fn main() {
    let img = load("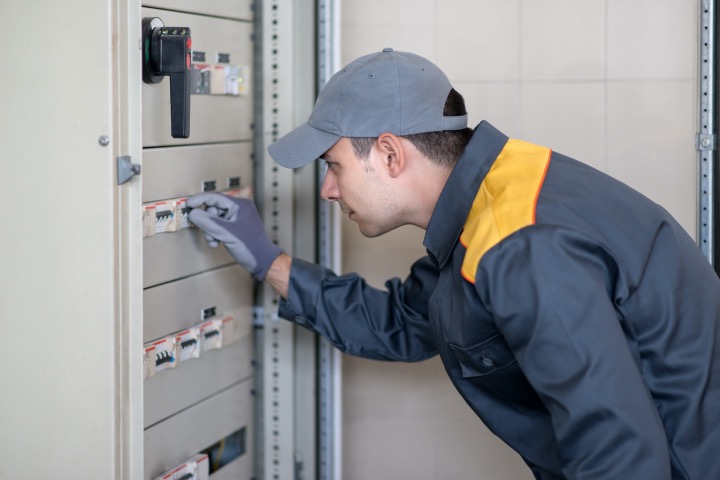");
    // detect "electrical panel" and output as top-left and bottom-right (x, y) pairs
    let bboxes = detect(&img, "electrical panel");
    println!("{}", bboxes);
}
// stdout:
(141, 3), (255, 479)
(0, 0), (320, 478)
